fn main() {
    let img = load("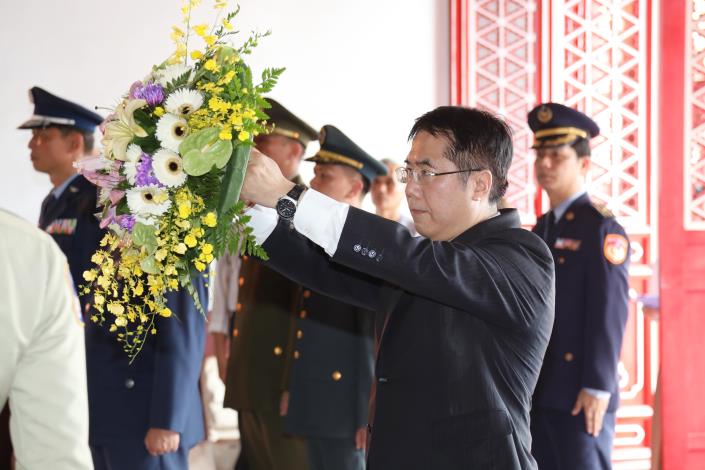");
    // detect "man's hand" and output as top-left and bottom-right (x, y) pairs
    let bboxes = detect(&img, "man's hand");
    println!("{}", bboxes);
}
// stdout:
(144, 428), (180, 456)
(212, 332), (229, 382)
(240, 148), (295, 208)
(355, 427), (367, 450)
(279, 391), (289, 416)
(571, 389), (609, 437)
